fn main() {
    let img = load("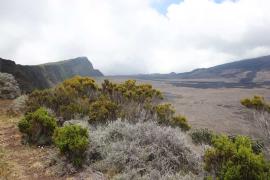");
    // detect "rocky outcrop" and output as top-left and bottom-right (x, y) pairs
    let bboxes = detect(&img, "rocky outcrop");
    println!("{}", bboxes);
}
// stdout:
(0, 57), (103, 93)
(0, 73), (21, 99)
